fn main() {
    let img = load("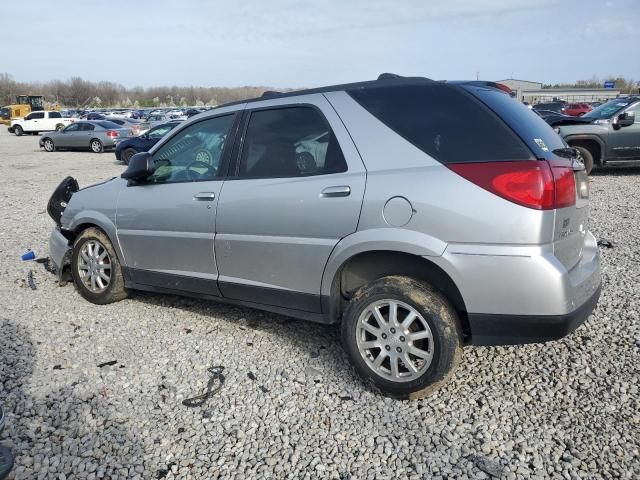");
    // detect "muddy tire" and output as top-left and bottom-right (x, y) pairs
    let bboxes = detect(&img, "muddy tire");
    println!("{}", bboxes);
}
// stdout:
(574, 146), (594, 175)
(71, 227), (128, 305)
(341, 275), (462, 399)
